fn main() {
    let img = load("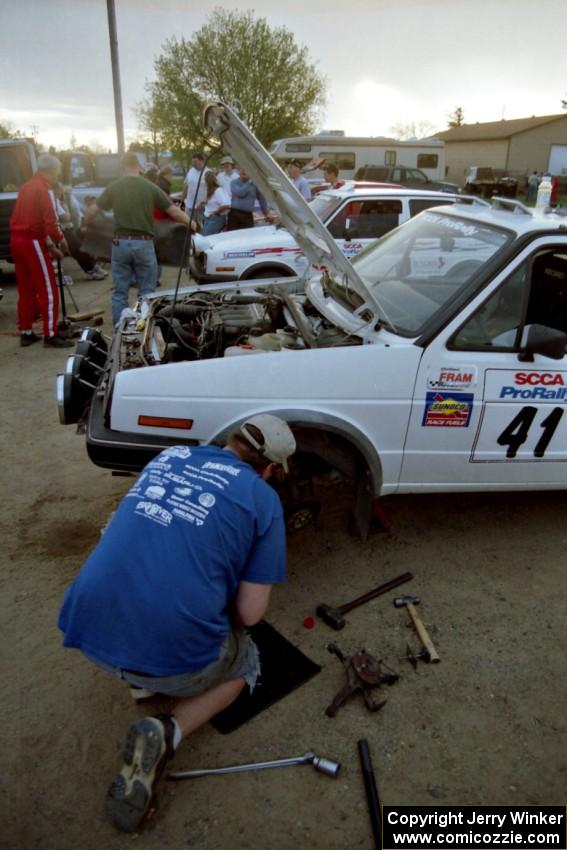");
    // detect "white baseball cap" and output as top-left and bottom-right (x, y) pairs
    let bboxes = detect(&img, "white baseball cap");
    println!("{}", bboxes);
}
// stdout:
(240, 414), (296, 472)
(220, 155), (234, 165)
